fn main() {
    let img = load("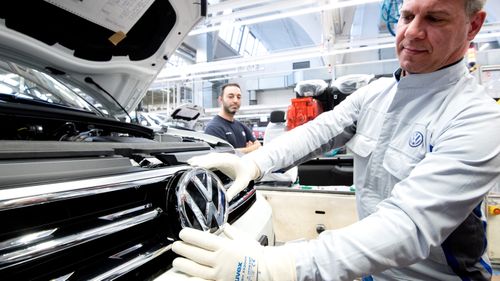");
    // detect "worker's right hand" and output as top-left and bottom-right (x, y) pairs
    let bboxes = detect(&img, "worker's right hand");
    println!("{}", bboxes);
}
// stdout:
(172, 224), (297, 281)
(187, 153), (260, 201)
